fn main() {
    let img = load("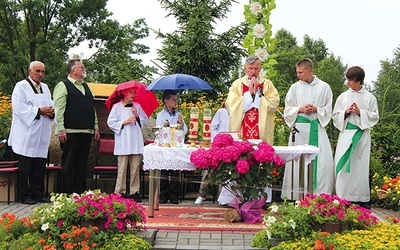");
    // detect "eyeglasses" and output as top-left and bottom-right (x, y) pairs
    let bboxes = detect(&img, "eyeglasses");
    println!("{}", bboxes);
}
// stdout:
(73, 66), (86, 70)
